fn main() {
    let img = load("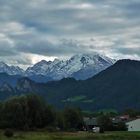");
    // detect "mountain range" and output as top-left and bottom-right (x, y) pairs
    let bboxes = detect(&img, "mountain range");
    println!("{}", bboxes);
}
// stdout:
(0, 62), (24, 75)
(0, 59), (140, 111)
(0, 54), (115, 83)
